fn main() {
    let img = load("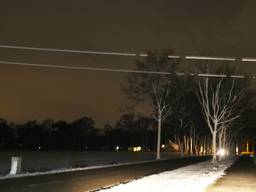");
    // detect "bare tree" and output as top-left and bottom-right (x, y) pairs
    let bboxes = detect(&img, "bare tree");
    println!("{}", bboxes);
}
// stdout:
(152, 80), (172, 159)
(197, 76), (244, 163)
(125, 50), (179, 159)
